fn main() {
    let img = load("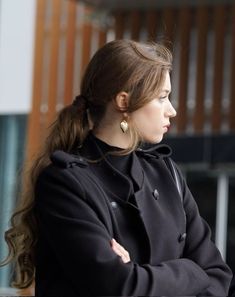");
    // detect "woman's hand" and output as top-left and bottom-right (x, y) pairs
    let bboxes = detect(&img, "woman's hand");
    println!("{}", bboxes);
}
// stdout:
(110, 238), (130, 263)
